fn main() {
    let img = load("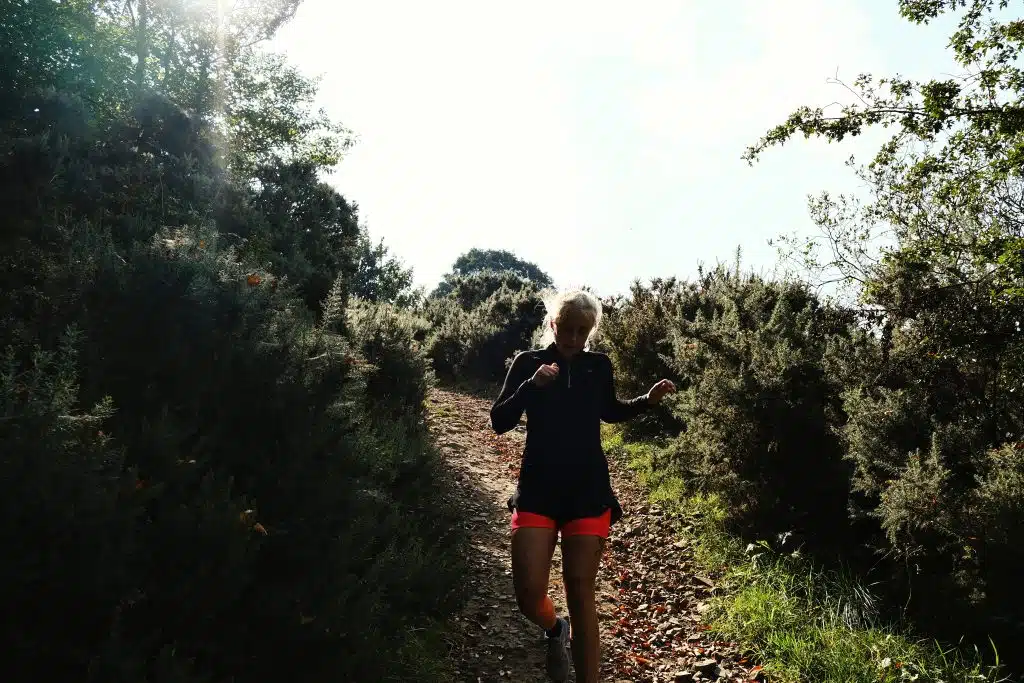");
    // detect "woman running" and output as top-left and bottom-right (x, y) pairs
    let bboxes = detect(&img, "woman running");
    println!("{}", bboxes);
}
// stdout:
(490, 289), (676, 682)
